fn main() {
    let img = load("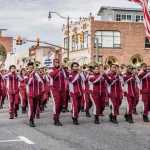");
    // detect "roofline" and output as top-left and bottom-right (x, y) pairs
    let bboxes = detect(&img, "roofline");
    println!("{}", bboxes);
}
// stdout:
(0, 29), (7, 31)
(98, 6), (150, 14)
(29, 45), (56, 49)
